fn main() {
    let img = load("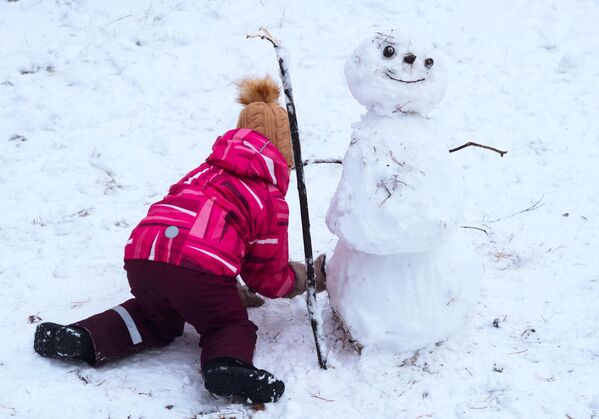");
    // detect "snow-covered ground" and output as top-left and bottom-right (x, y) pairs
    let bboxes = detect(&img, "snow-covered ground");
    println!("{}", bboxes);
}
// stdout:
(1, 1), (598, 417)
